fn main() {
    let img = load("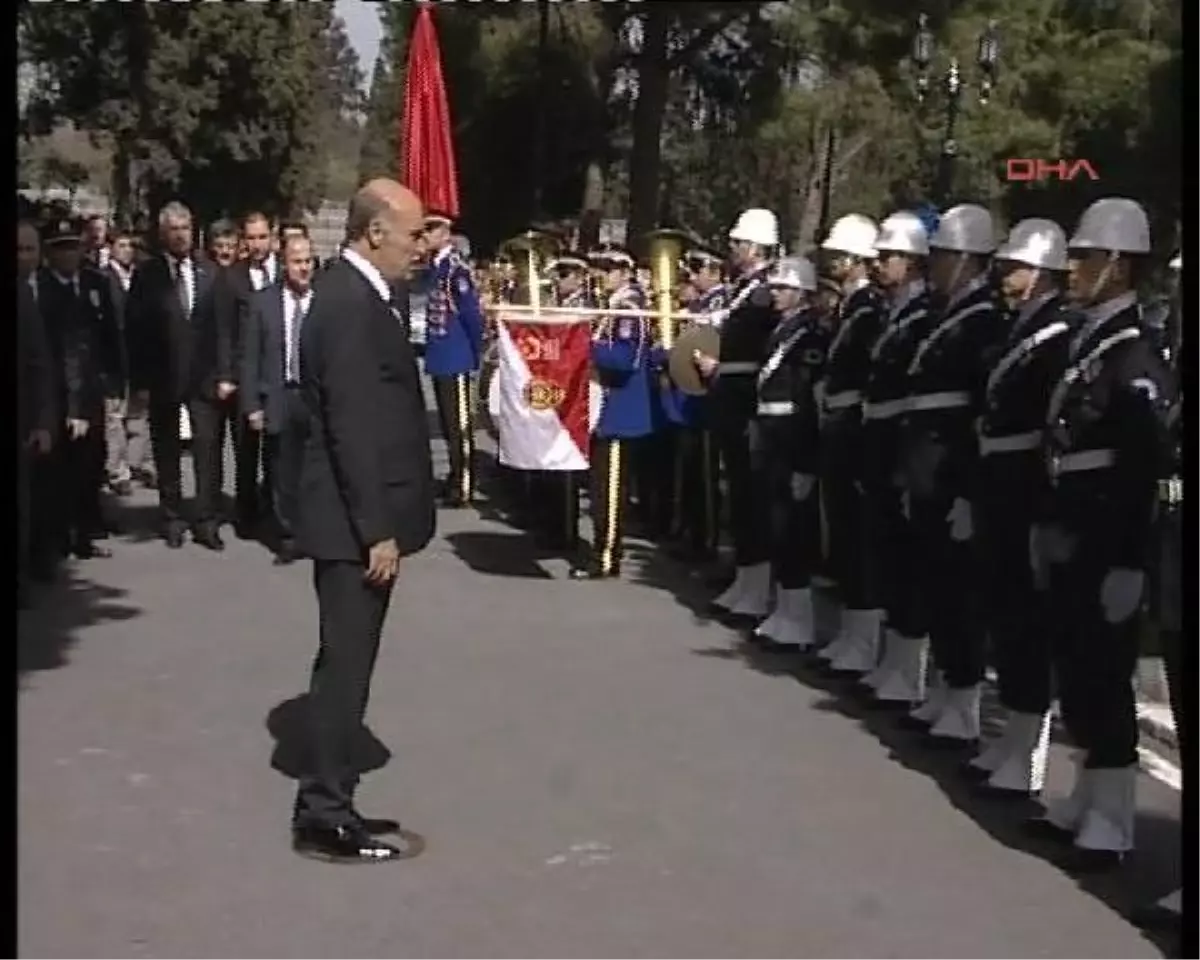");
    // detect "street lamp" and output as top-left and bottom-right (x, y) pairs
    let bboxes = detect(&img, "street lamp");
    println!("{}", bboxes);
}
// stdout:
(911, 15), (1000, 204)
